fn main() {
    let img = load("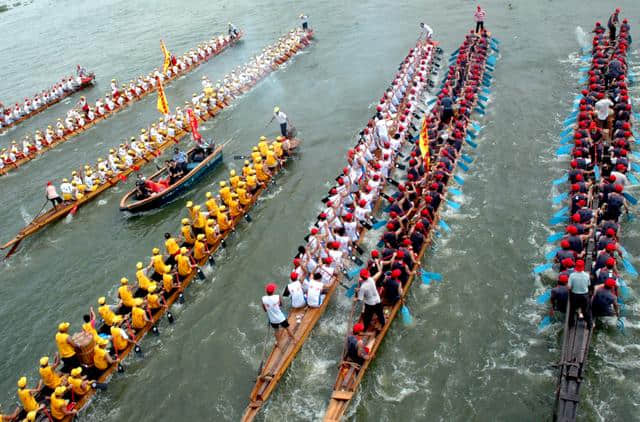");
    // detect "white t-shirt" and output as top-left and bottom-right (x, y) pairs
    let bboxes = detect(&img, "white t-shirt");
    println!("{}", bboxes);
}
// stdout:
(275, 111), (287, 124)
(307, 280), (323, 307)
(262, 294), (286, 323)
(421, 24), (433, 38)
(357, 278), (380, 306)
(595, 98), (613, 121)
(287, 281), (306, 308)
